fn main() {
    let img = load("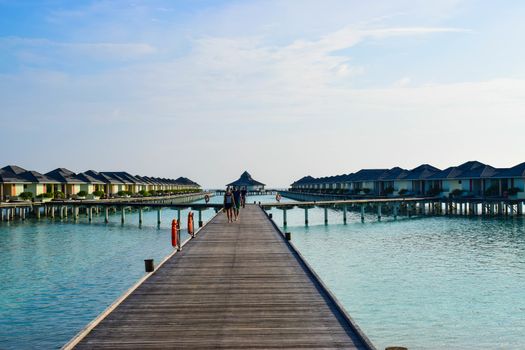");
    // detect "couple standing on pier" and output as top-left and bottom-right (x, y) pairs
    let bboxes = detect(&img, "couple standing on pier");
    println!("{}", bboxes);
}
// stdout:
(223, 186), (247, 223)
